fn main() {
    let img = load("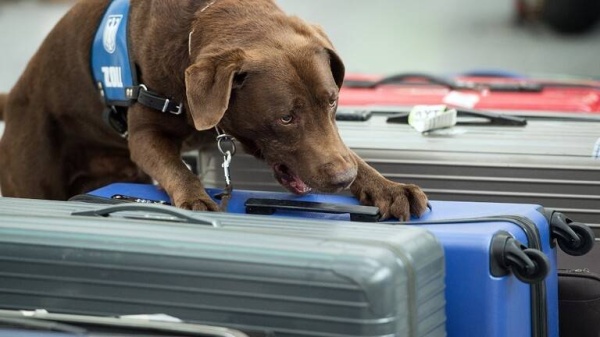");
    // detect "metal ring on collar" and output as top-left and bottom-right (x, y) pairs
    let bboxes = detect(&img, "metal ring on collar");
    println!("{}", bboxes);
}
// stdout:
(217, 134), (237, 156)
